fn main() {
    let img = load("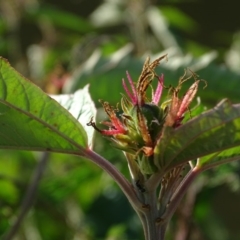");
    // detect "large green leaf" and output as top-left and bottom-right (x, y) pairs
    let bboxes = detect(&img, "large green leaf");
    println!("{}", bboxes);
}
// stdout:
(0, 57), (88, 153)
(154, 99), (240, 171)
